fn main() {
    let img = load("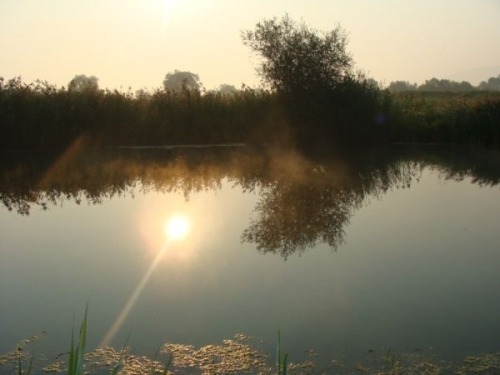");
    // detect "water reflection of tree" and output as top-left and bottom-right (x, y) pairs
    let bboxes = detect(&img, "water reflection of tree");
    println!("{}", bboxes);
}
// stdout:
(242, 179), (360, 258)
(241, 156), (423, 258)
(1, 145), (499, 258)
